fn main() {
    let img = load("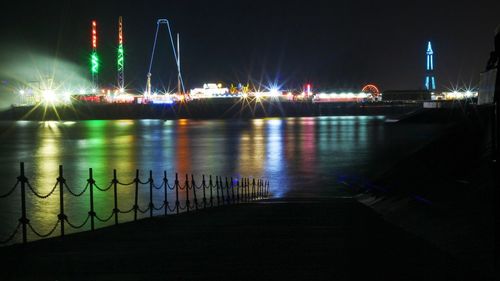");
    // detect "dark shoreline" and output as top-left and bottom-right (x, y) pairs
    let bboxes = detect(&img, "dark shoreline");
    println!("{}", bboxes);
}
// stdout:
(1, 100), (423, 121)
